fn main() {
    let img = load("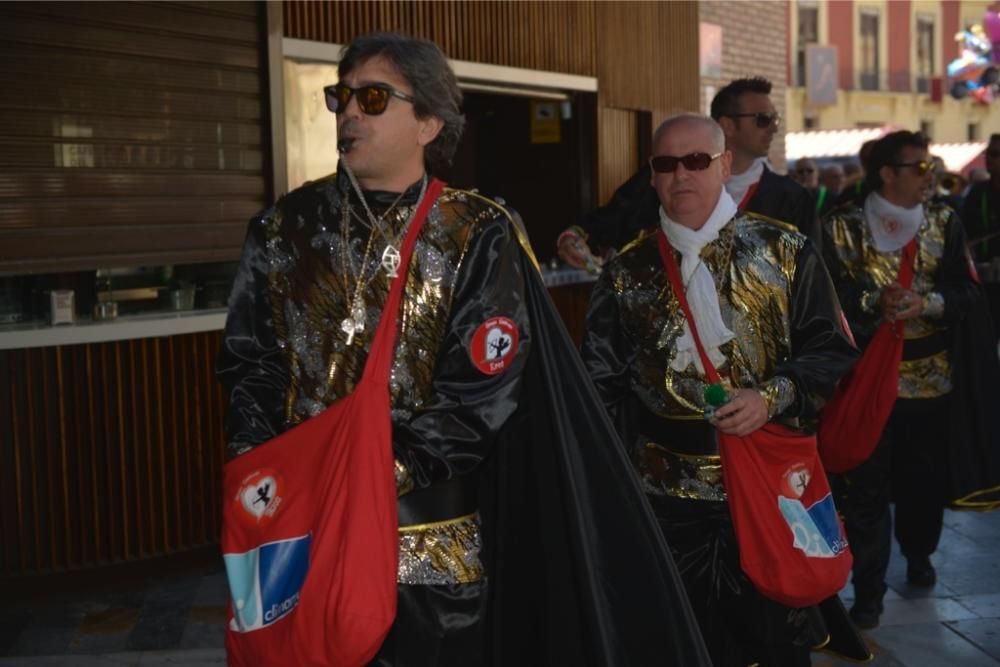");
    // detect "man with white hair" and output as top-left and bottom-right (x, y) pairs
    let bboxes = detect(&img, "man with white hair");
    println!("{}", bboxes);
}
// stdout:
(582, 114), (862, 666)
